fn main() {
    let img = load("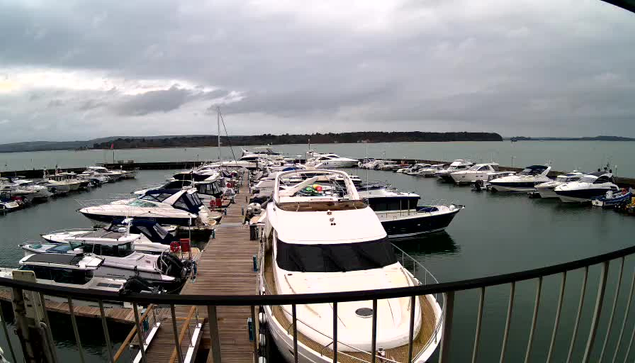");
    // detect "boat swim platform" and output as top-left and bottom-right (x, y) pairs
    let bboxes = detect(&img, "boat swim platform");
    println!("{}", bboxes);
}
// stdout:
(139, 174), (260, 363)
